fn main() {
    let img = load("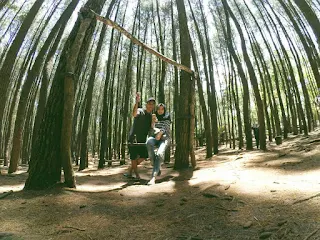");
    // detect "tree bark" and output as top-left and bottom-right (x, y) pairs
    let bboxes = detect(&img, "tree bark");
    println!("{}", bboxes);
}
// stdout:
(25, 1), (104, 190)
(174, 0), (195, 169)
(8, 0), (76, 173)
